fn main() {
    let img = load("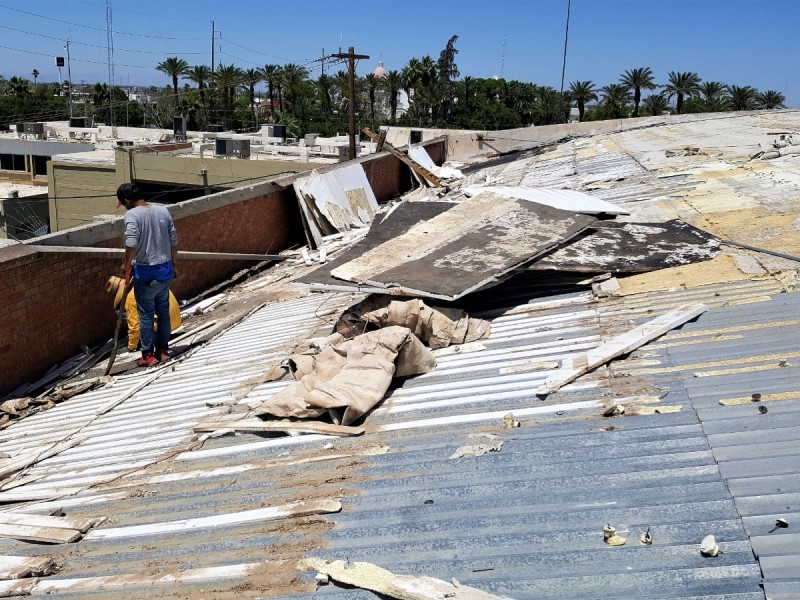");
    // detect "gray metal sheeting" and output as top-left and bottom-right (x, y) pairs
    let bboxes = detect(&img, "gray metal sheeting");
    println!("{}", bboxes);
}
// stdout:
(0, 277), (796, 598)
(653, 287), (800, 596)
